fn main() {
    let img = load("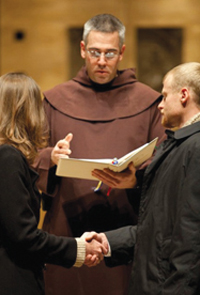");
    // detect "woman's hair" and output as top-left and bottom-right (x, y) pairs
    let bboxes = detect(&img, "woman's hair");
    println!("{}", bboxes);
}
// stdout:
(83, 14), (125, 49)
(0, 72), (49, 165)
